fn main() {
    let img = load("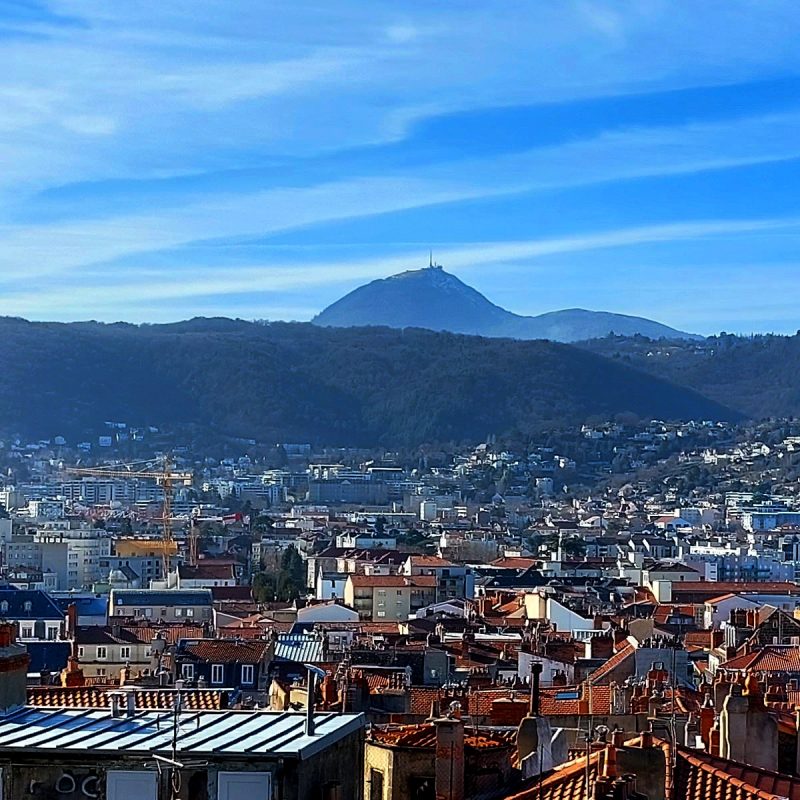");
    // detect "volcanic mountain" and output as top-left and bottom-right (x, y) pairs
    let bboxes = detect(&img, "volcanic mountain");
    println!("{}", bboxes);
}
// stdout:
(313, 266), (700, 342)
